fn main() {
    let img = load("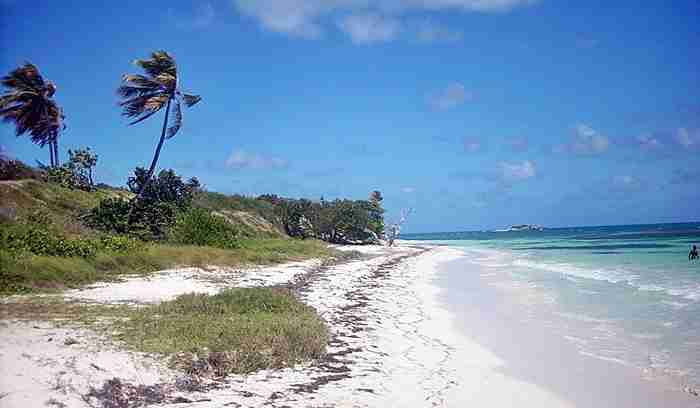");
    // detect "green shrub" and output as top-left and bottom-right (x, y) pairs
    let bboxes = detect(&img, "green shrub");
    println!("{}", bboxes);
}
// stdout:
(84, 198), (132, 234)
(44, 165), (90, 191)
(168, 208), (240, 249)
(86, 169), (199, 240)
(99, 235), (141, 252)
(0, 223), (139, 258)
(24, 207), (54, 228)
